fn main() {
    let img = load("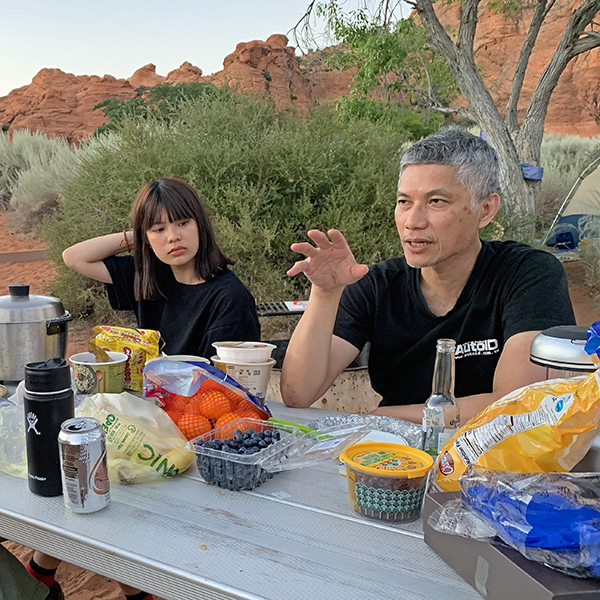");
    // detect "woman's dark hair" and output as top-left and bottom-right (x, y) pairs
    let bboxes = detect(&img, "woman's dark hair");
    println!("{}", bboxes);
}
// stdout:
(130, 177), (233, 300)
